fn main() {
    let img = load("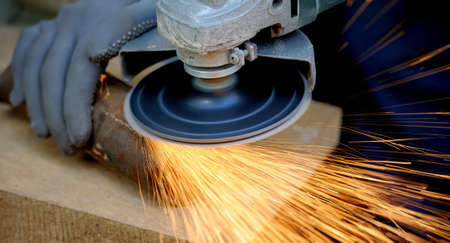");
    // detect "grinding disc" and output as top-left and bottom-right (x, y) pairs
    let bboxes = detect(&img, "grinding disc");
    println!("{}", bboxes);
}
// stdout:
(124, 57), (312, 147)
